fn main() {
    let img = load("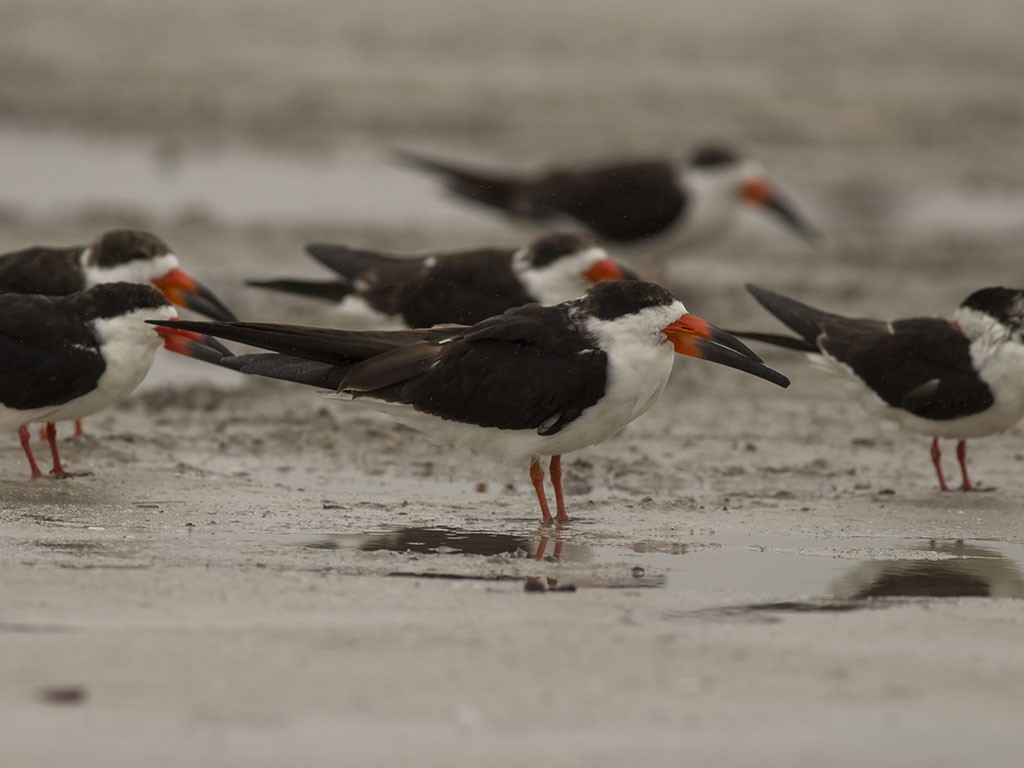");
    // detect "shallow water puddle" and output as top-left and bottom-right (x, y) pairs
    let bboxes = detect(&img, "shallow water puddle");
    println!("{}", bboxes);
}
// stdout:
(219, 527), (1024, 603)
